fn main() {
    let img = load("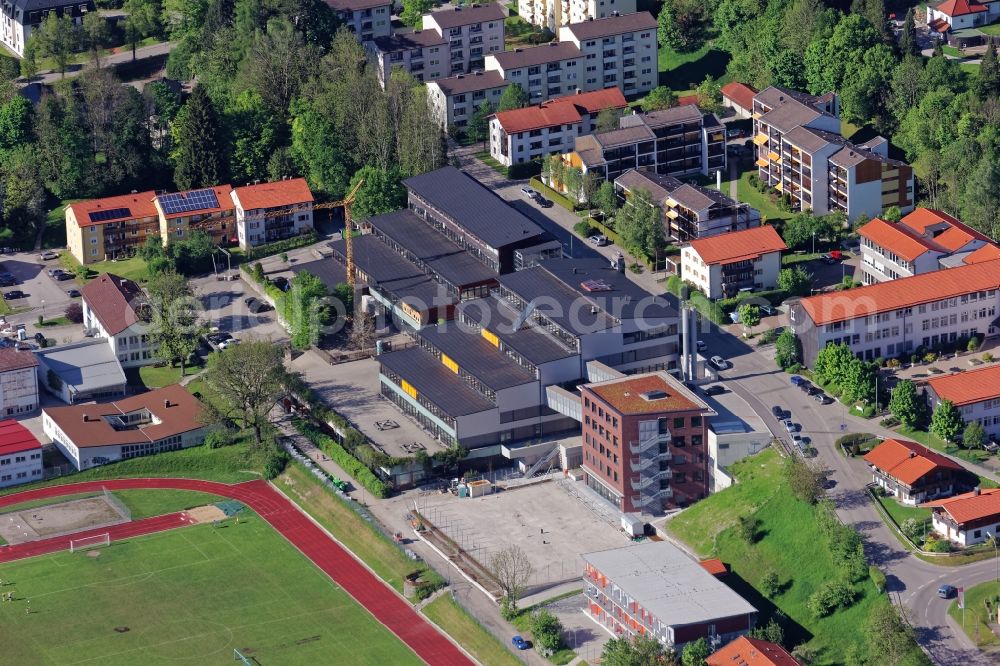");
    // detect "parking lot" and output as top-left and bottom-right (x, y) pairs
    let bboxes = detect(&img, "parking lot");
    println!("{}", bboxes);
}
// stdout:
(189, 272), (288, 344)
